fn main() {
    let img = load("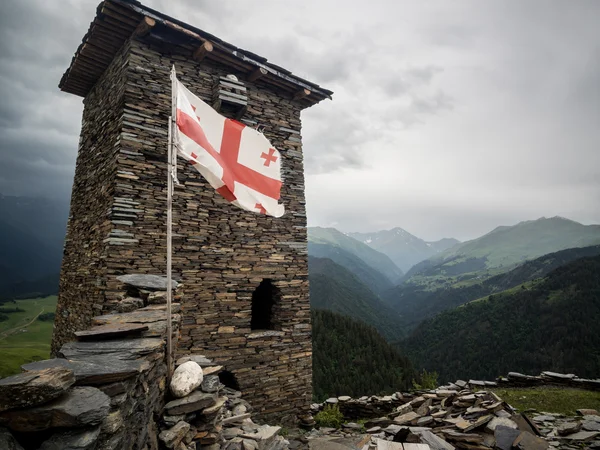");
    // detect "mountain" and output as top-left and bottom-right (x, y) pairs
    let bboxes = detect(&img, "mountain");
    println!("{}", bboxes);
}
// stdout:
(0, 195), (69, 299)
(386, 244), (600, 328)
(405, 217), (600, 283)
(308, 256), (404, 342)
(308, 227), (403, 283)
(307, 243), (394, 294)
(349, 228), (459, 272)
(402, 254), (600, 382)
(312, 309), (414, 401)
